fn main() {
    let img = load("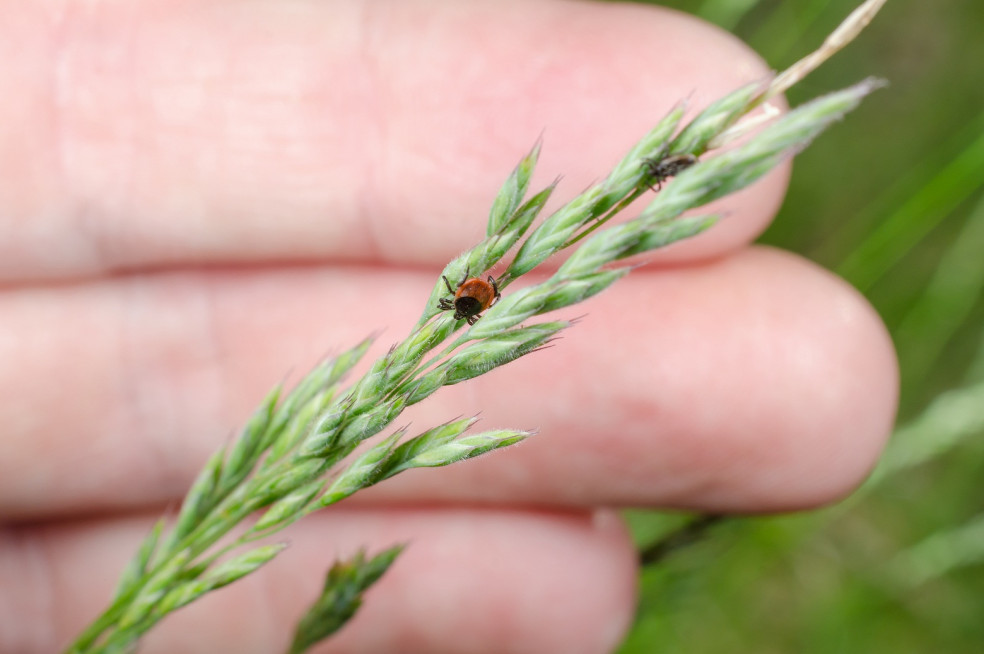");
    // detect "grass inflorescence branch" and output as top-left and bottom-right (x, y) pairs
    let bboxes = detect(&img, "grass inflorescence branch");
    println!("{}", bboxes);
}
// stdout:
(67, 5), (885, 648)
(287, 546), (405, 654)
